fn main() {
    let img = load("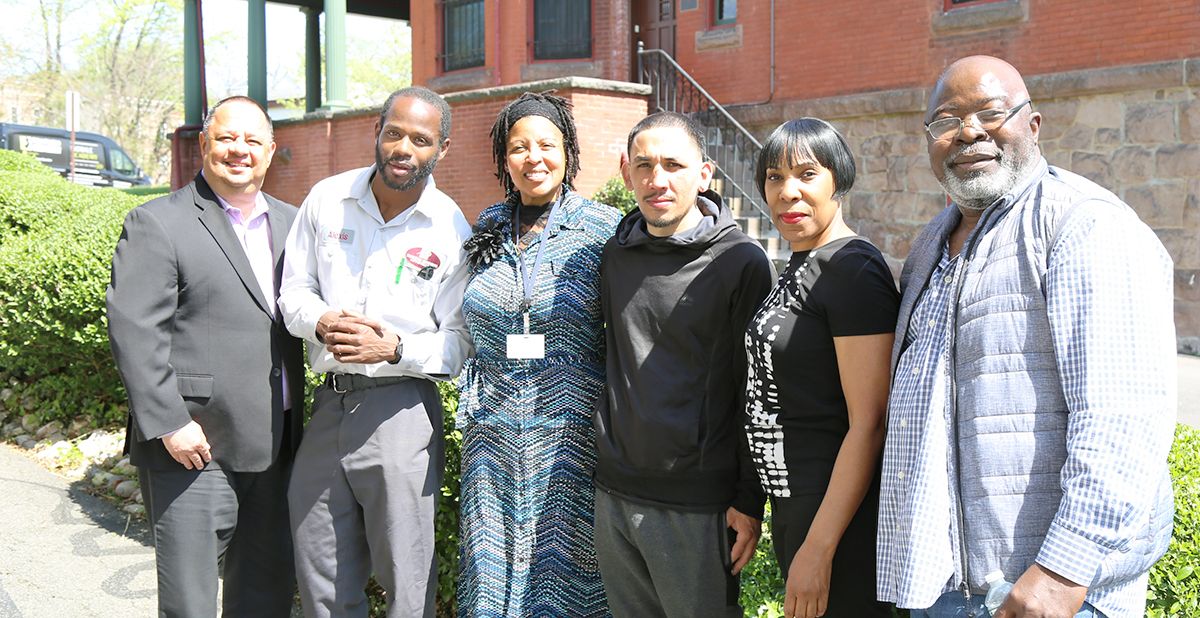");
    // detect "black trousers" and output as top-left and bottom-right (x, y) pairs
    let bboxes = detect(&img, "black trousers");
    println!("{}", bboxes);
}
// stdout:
(770, 480), (891, 618)
(139, 428), (295, 618)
